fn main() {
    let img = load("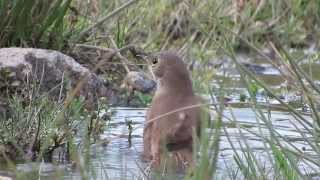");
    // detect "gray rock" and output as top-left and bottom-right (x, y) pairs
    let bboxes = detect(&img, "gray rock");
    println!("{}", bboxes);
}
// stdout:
(0, 48), (110, 109)
(122, 71), (156, 93)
